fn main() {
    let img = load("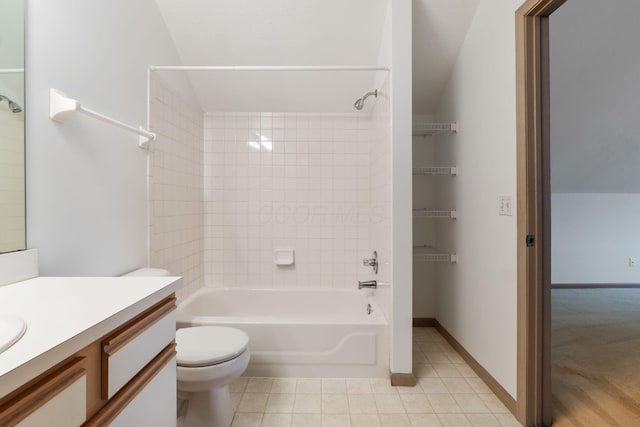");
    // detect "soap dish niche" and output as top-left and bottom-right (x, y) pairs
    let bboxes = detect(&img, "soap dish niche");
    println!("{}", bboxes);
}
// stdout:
(274, 249), (295, 266)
